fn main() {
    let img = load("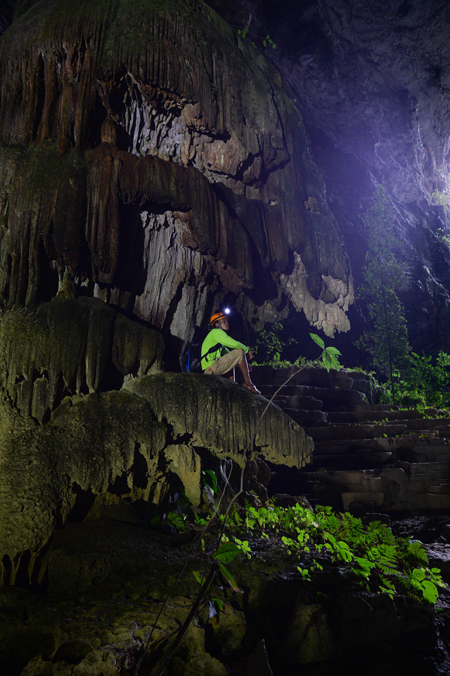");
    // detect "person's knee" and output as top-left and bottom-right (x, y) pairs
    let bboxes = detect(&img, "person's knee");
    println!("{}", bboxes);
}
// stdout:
(237, 348), (245, 362)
